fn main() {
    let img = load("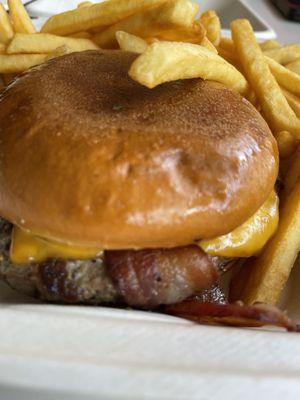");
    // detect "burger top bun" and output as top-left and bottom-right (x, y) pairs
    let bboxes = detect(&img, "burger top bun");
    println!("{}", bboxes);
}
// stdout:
(0, 51), (278, 248)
